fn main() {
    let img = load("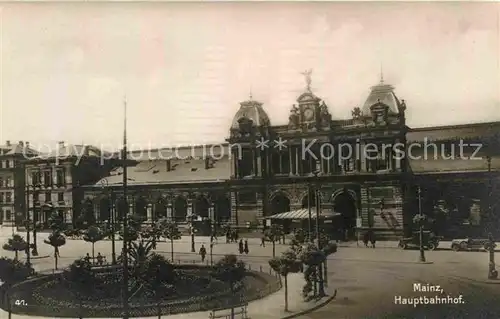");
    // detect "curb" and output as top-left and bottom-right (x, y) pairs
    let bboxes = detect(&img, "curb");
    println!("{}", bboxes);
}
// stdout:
(31, 255), (51, 260)
(333, 258), (434, 265)
(280, 289), (337, 319)
(450, 275), (500, 285)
